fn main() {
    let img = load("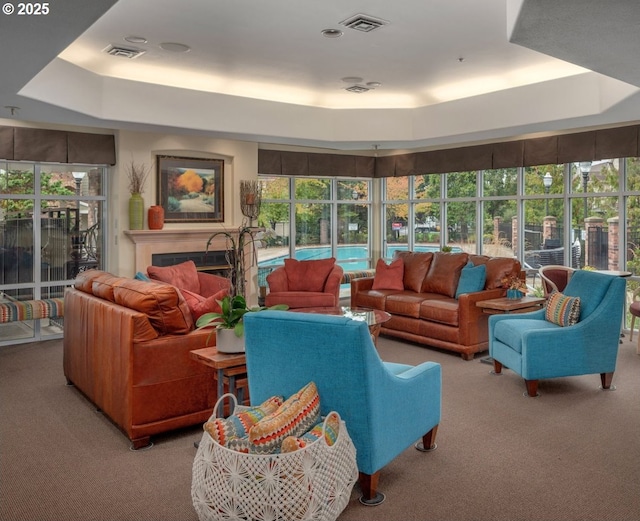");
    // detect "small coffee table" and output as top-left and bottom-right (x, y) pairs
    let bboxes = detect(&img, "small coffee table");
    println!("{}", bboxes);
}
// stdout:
(292, 306), (391, 345)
